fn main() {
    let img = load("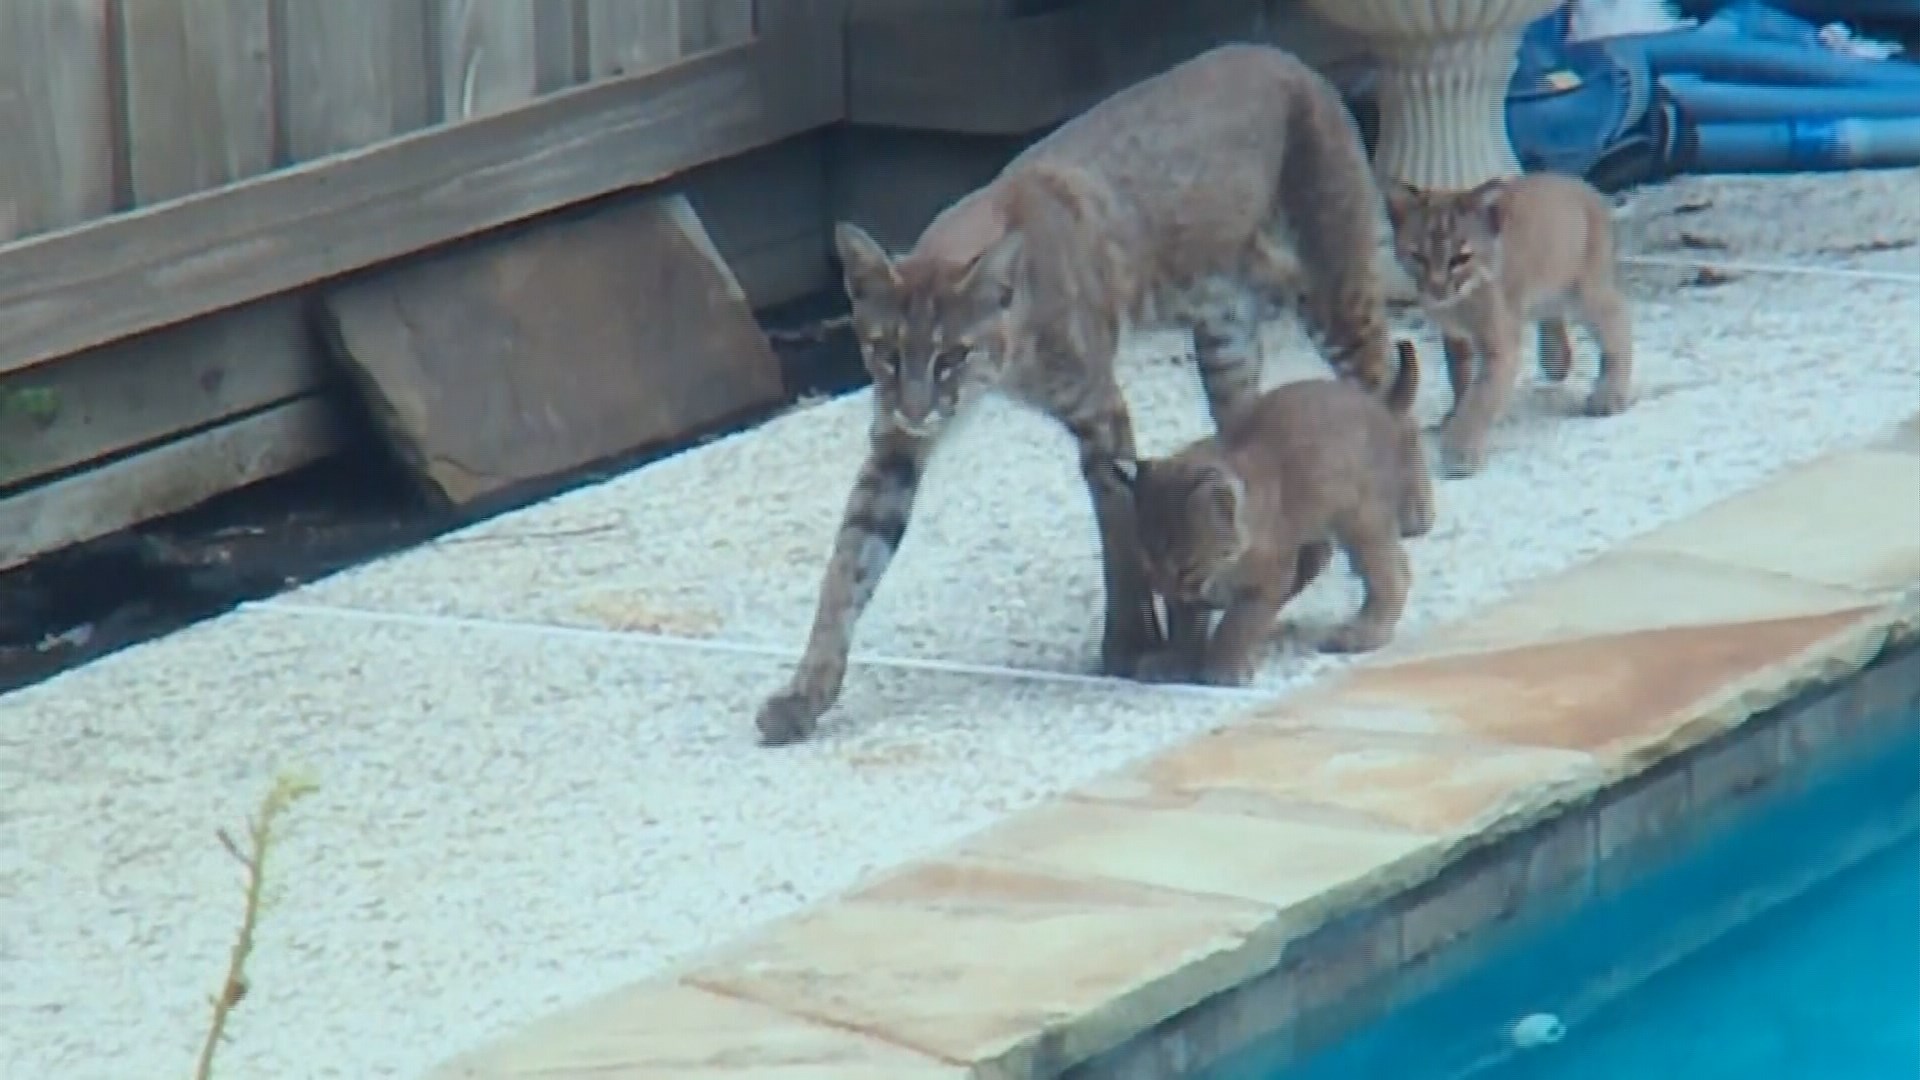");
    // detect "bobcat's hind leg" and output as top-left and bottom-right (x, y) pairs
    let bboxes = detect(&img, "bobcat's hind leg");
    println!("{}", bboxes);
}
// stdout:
(1186, 283), (1266, 430)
